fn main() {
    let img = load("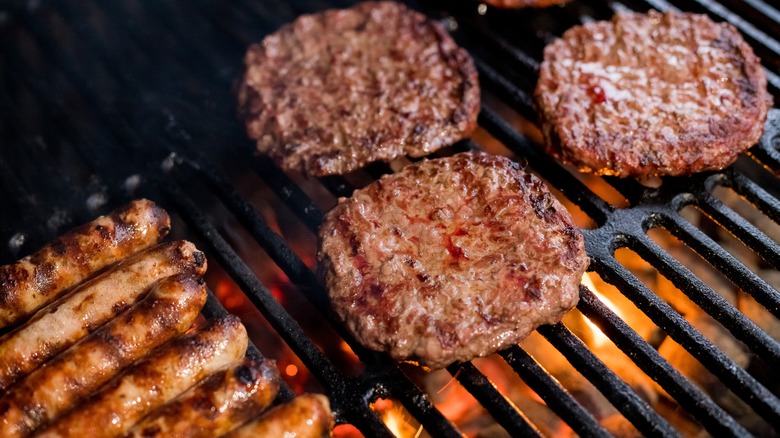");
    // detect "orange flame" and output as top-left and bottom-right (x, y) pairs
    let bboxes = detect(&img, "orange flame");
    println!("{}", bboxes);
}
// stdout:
(372, 399), (422, 438)
(581, 273), (623, 348)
